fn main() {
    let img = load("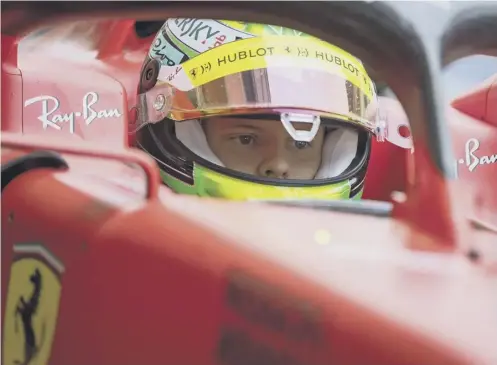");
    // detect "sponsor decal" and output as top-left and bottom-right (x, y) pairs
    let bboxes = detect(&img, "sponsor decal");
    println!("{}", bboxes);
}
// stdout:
(150, 30), (187, 66)
(217, 327), (308, 365)
(225, 270), (323, 344)
(167, 18), (253, 53)
(2, 243), (64, 365)
(457, 138), (497, 173)
(163, 36), (372, 99)
(24, 92), (122, 134)
(217, 270), (324, 365)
